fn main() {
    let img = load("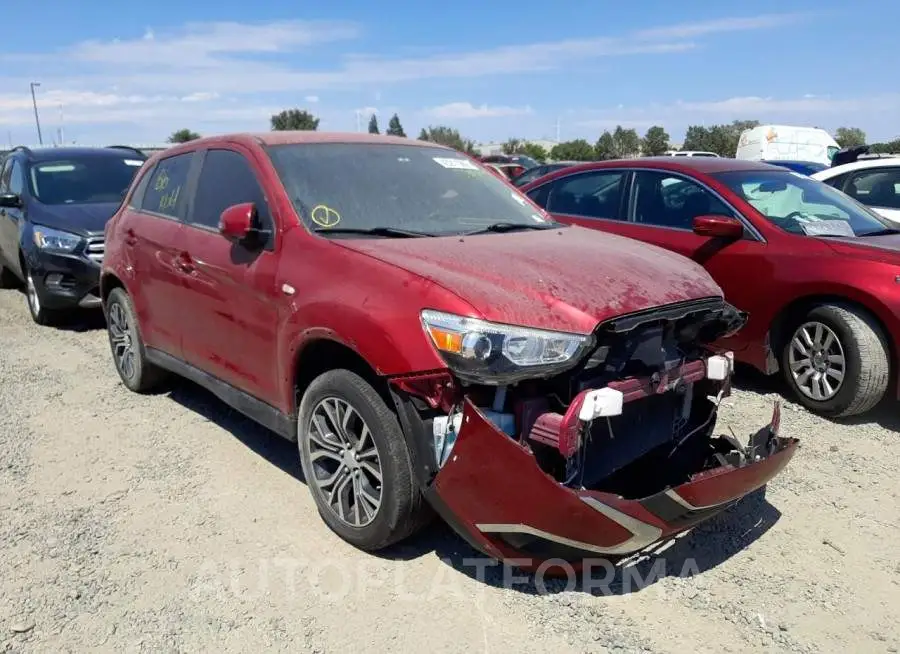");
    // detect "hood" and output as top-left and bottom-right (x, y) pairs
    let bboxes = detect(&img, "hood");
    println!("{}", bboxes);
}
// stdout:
(30, 202), (120, 237)
(823, 233), (900, 263)
(337, 226), (722, 334)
